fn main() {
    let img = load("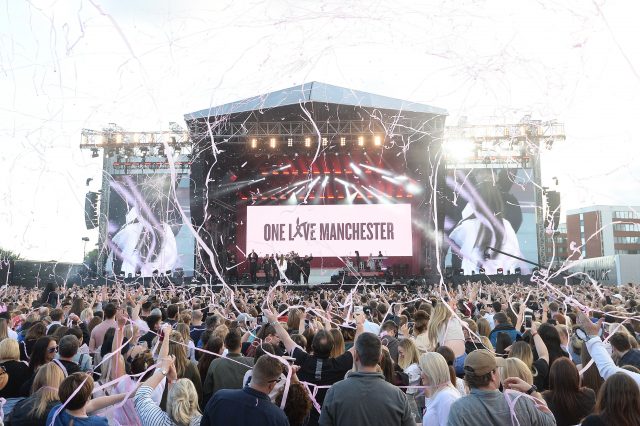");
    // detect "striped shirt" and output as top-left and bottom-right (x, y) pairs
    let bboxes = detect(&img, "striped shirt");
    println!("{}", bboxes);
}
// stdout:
(134, 385), (202, 426)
